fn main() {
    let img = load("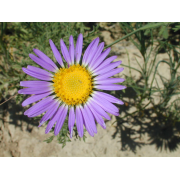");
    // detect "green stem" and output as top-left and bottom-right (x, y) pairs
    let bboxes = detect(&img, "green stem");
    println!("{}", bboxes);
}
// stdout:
(105, 22), (173, 48)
